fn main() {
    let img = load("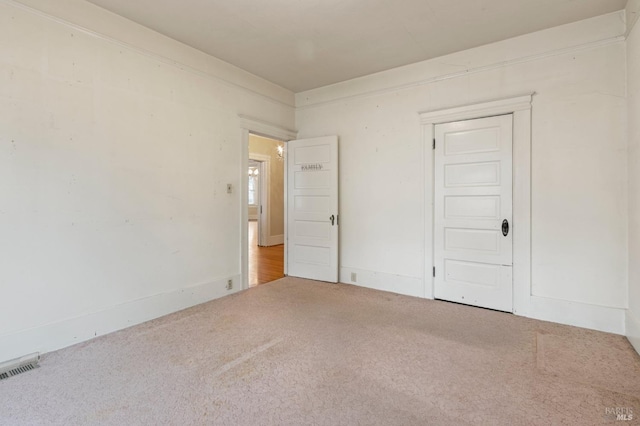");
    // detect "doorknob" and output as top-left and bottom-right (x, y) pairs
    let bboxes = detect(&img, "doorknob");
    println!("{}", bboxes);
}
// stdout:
(330, 215), (335, 226)
(502, 219), (509, 237)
